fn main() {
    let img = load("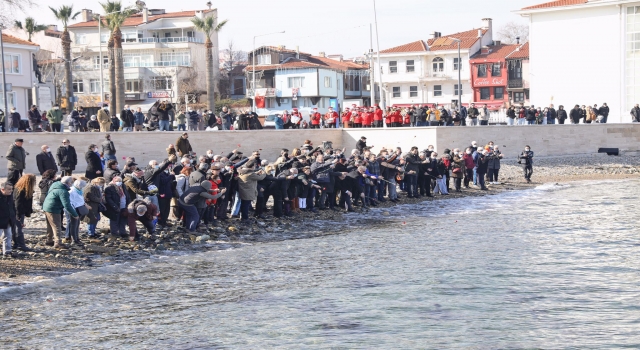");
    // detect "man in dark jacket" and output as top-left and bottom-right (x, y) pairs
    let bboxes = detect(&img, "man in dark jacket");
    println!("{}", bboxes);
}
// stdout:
(526, 105), (537, 125)
(415, 105), (427, 126)
(570, 105), (582, 124)
(36, 144), (58, 175)
(68, 107), (82, 132)
(120, 105), (135, 131)
(6, 138), (27, 185)
(175, 133), (193, 157)
(123, 170), (157, 206)
(28, 105), (42, 131)
(467, 104), (479, 126)
(104, 176), (129, 237)
(8, 108), (20, 132)
(101, 134), (117, 161)
(84, 144), (103, 180)
(179, 181), (224, 232)
(56, 139), (77, 176)
(557, 105), (568, 125)
(157, 100), (173, 131)
(598, 103), (610, 123)
(631, 104), (640, 123)
(356, 136), (371, 153)
(546, 104), (557, 124)
(0, 182), (17, 257)
(476, 150), (489, 190)
(404, 147), (423, 198)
